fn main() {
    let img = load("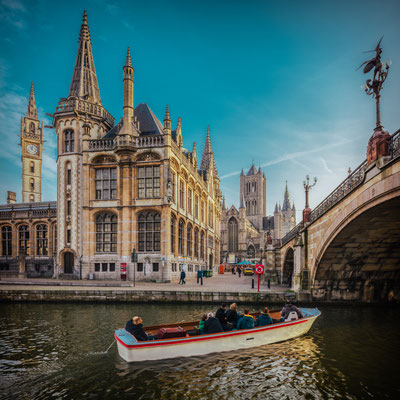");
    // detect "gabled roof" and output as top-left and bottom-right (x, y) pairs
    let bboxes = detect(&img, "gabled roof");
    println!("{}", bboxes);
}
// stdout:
(246, 164), (258, 176)
(134, 103), (164, 136)
(103, 120), (122, 138)
(227, 205), (239, 215)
